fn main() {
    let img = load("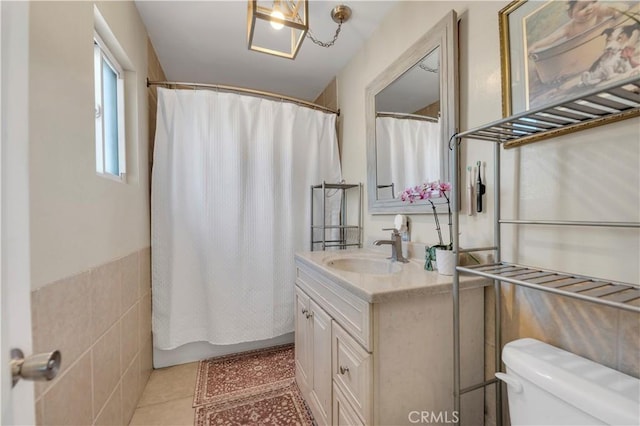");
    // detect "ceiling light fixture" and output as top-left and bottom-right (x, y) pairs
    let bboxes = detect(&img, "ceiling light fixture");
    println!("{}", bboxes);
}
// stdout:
(247, 1), (352, 60)
(269, 4), (286, 30)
